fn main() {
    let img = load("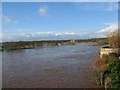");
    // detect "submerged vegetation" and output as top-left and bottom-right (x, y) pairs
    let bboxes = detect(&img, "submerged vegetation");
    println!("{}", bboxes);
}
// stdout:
(1, 38), (108, 51)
